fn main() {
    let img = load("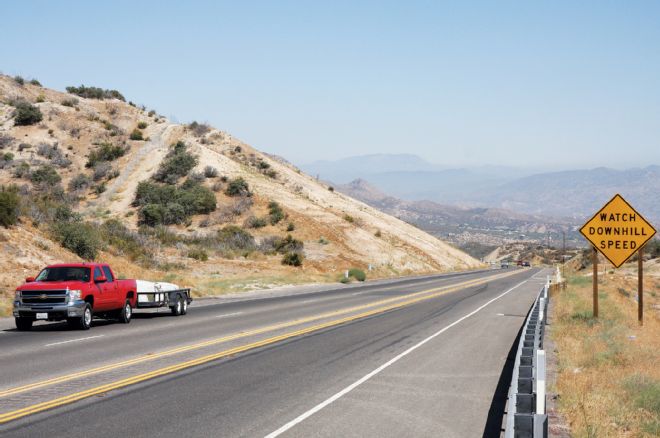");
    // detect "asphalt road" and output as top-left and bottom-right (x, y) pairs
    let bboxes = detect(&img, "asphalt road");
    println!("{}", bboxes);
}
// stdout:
(0, 267), (548, 437)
